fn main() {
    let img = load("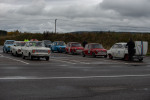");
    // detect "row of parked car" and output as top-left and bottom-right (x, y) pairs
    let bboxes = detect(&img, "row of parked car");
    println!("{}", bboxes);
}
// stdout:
(3, 40), (148, 61)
